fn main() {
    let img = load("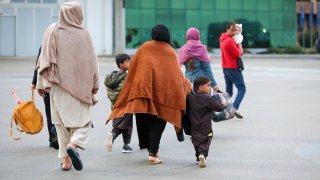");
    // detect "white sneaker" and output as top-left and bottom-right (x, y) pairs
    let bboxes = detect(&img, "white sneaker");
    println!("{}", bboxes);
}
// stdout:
(106, 133), (113, 152)
(234, 111), (244, 119)
(198, 155), (206, 168)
